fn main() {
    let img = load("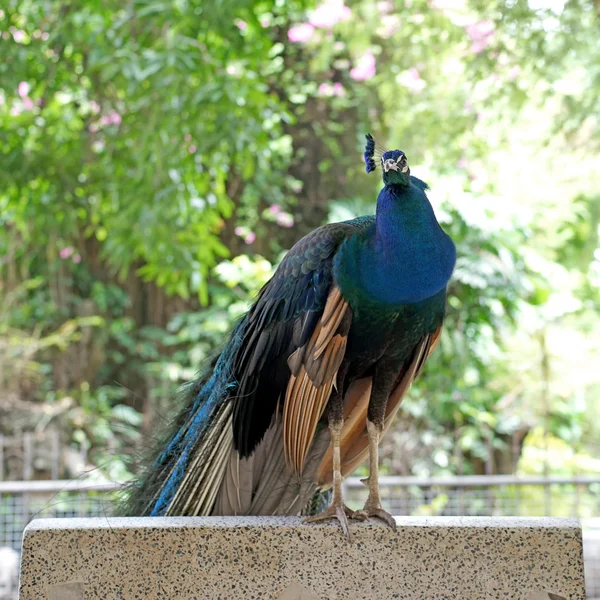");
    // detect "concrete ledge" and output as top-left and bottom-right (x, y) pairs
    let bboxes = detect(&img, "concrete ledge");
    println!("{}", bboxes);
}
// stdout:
(19, 516), (584, 599)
